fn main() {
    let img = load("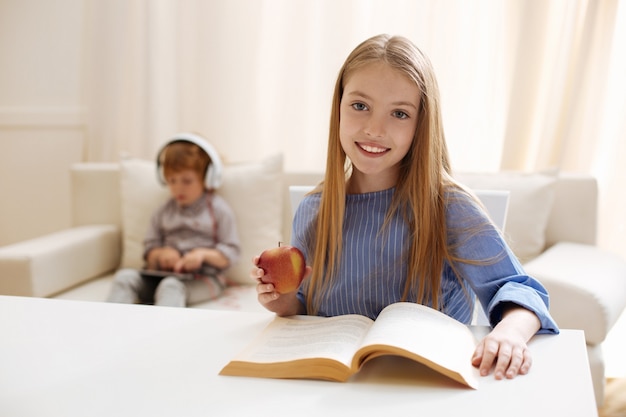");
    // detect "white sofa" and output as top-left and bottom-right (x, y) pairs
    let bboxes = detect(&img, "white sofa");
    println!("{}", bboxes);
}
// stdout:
(1, 154), (625, 405)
